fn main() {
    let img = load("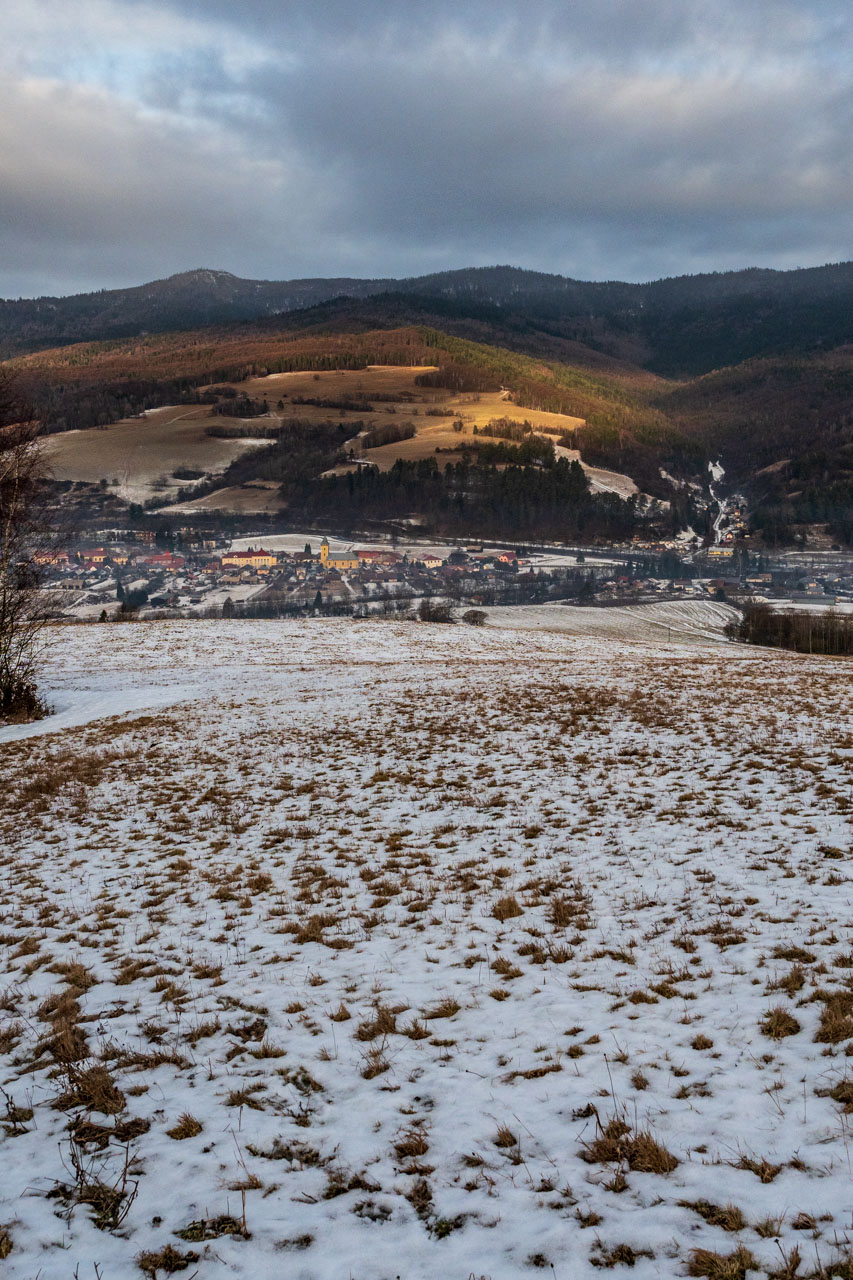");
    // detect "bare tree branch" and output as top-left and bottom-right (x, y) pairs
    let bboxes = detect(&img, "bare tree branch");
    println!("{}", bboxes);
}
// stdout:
(0, 368), (54, 720)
